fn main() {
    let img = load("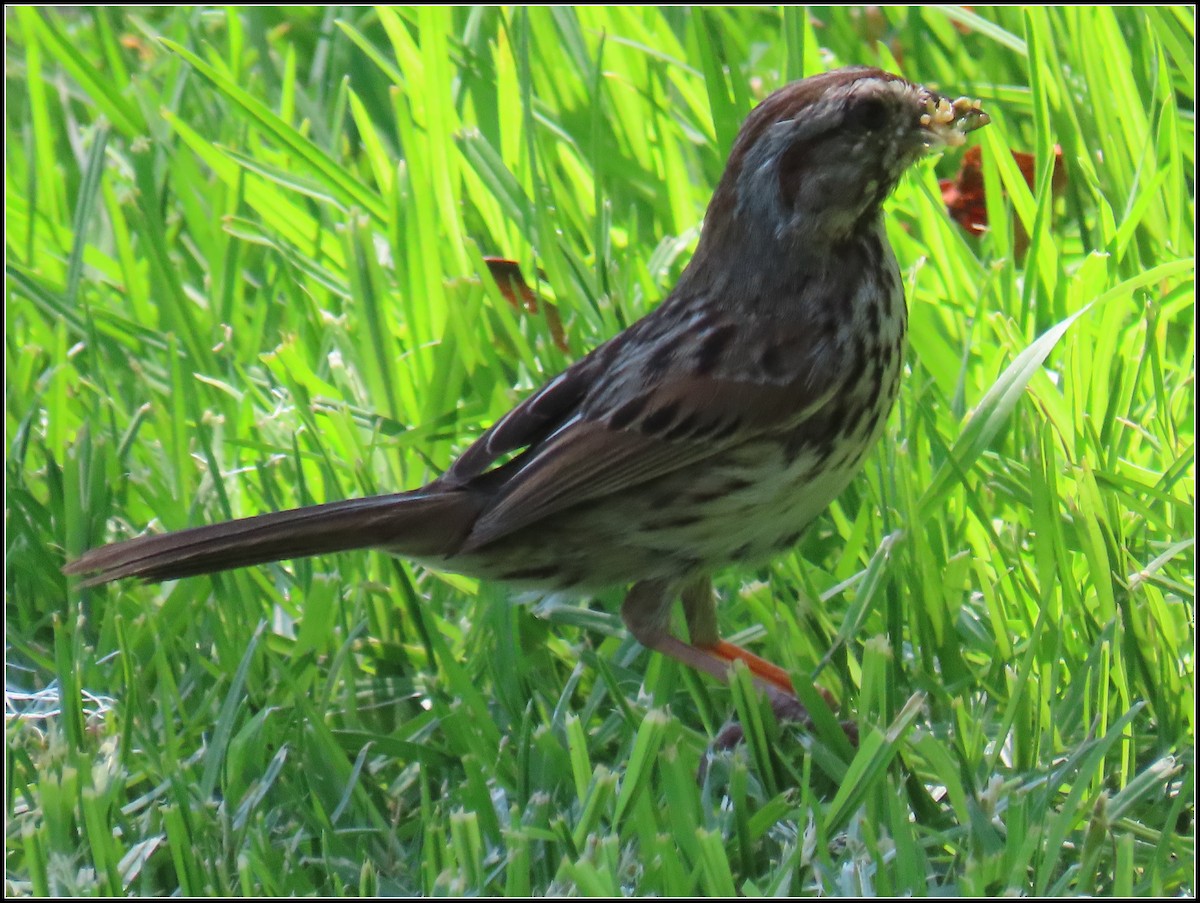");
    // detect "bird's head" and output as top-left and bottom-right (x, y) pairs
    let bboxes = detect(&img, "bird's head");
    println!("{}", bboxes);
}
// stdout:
(703, 67), (990, 249)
